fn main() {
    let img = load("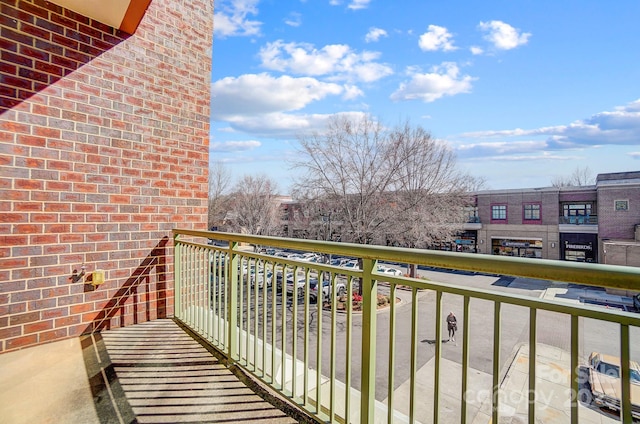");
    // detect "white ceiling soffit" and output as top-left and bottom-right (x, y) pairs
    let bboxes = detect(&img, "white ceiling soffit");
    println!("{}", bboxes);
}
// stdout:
(47, 0), (152, 35)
